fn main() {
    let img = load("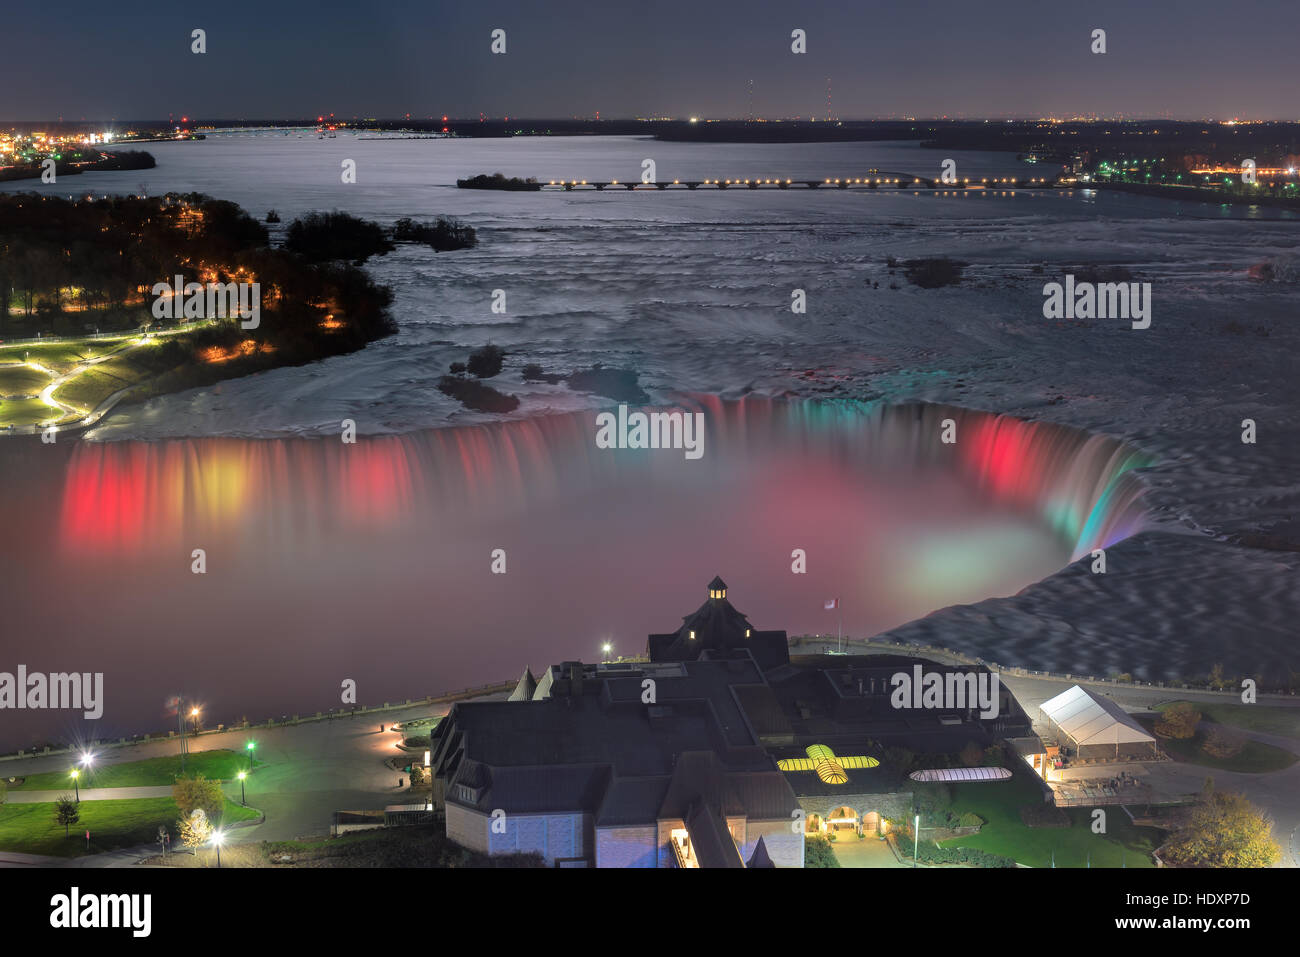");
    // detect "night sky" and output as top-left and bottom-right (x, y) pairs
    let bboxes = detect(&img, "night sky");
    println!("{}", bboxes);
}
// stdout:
(4, 0), (1297, 121)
